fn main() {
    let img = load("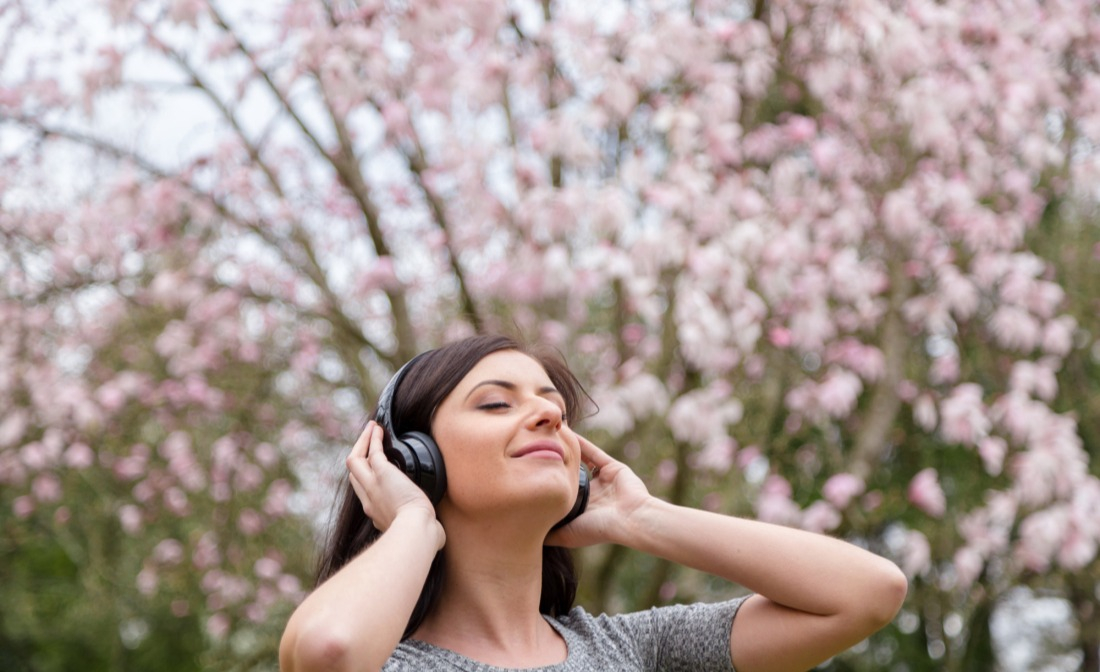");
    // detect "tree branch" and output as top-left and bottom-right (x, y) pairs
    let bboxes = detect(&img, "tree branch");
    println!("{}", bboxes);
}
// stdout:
(402, 129), (484, 333)
(849, 256), (911, 480)
(206, 1), (416, 363)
